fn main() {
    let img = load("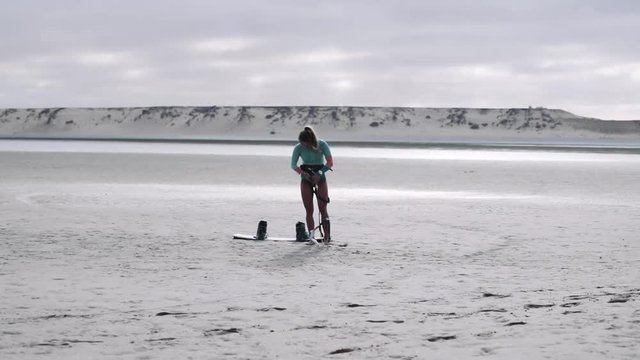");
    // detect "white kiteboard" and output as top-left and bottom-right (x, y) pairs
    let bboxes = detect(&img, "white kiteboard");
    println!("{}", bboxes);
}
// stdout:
(233, 234), (299, 242)
(233, 233), (321, 245)
(232, 234), (343, 247)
